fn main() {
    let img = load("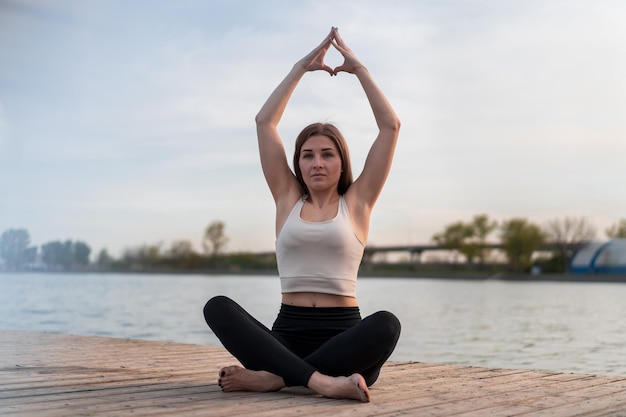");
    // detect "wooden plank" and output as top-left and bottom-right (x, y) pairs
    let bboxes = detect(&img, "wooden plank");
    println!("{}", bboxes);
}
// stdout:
(1, 330), (625, 417)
